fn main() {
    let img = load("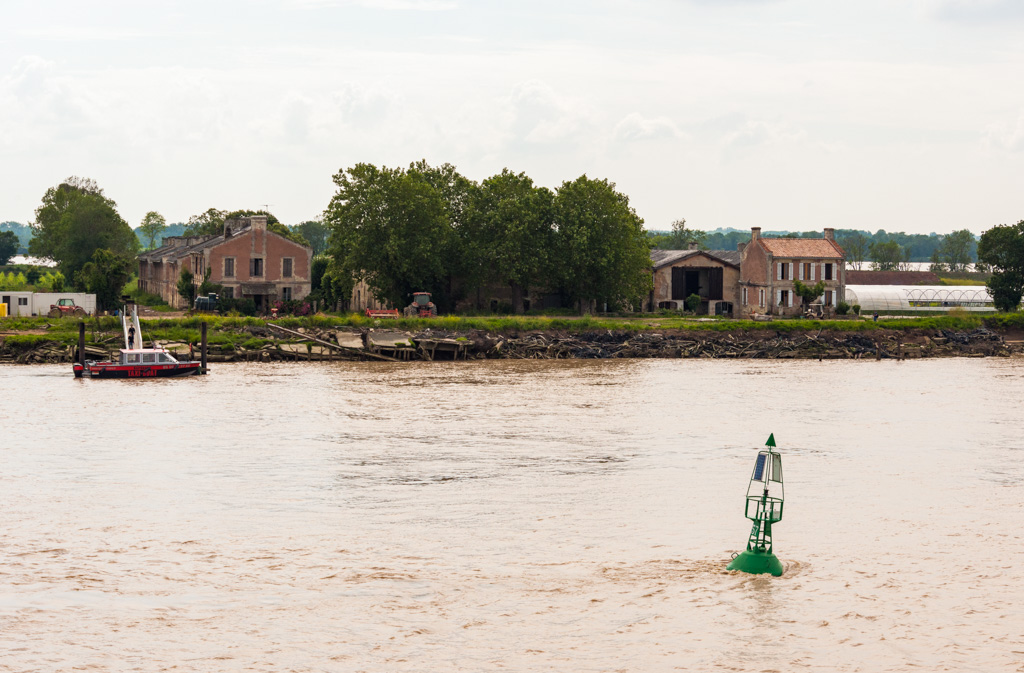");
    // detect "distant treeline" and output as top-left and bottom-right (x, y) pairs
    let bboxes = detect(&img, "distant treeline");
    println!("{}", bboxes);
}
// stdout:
(0, 222), (33, 254)
(649, 227), (977, 263)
